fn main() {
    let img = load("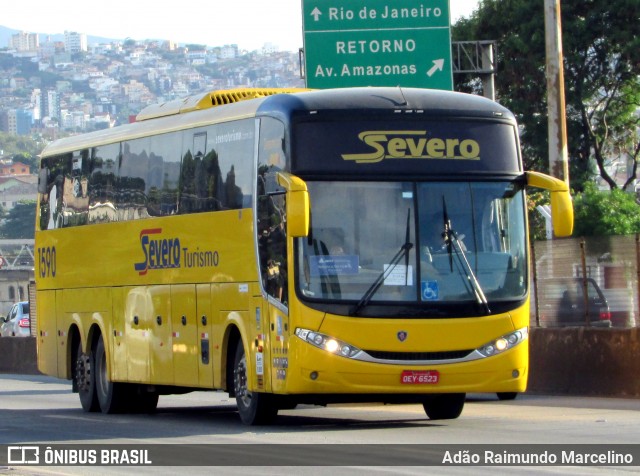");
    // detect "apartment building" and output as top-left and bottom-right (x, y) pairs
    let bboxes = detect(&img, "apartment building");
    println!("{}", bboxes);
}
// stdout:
(64, 31), (87, 53)
(9, 32), (39, 52)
